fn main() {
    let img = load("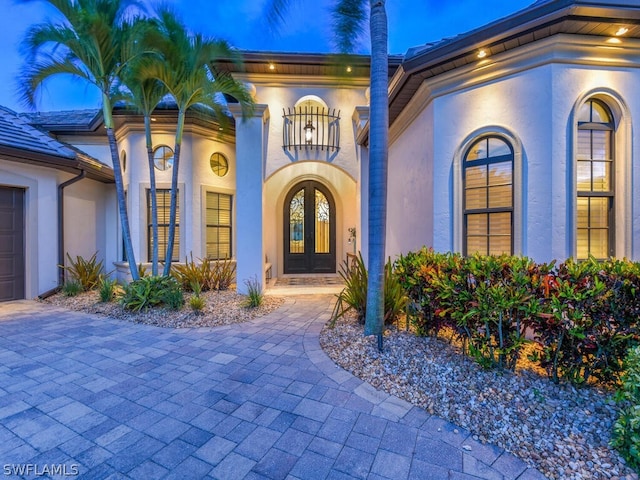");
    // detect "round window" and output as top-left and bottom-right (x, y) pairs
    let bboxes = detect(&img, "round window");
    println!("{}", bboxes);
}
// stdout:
(120, 150), (126, 173)
(153, 145), (174, 171)
(210, 152), (229, 177)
